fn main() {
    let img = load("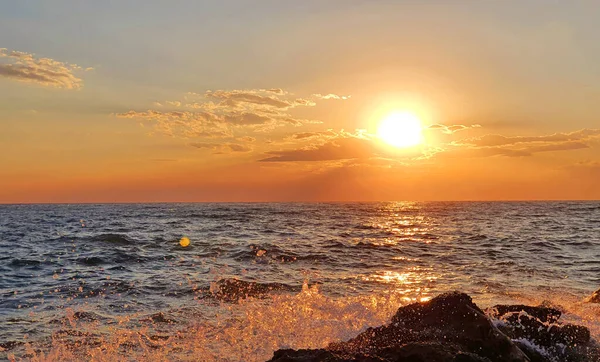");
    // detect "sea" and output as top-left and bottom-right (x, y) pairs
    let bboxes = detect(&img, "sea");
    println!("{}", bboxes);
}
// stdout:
(1, 202), (599, 361)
